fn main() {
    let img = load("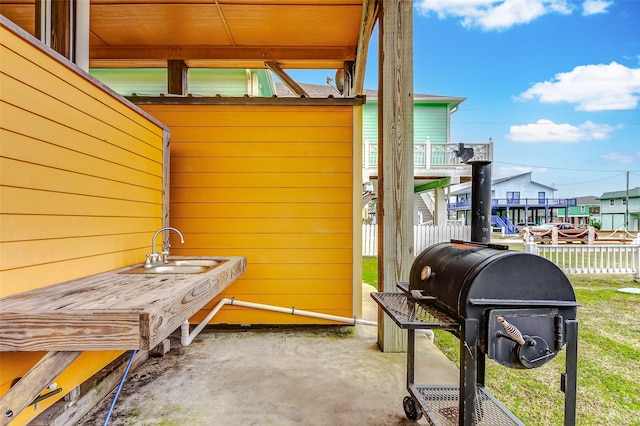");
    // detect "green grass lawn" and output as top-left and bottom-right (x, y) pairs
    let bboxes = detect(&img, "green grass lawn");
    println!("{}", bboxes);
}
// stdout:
(362, 257), (640, 425)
